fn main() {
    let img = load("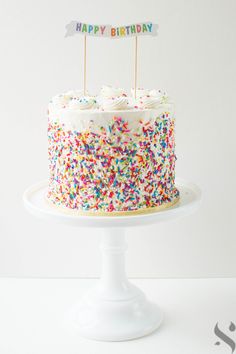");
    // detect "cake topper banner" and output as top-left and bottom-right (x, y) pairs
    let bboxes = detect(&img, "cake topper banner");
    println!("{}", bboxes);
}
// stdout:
(65, 21), (158, 38)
